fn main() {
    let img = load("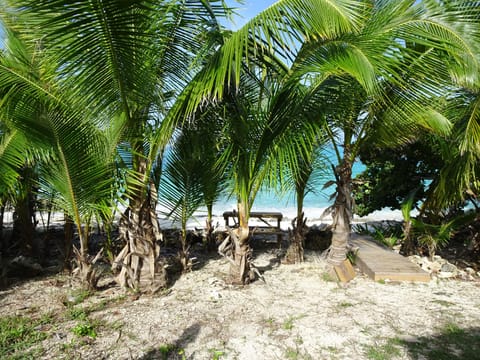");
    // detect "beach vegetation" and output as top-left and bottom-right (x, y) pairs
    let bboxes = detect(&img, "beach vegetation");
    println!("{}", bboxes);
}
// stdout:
(354, 223), (402, 250)
(213, 54), (292, 283)
(0, 0), (479, 292)
(364, 338), (402, 360)
(0, 0), (232, 291)
(276, 96), (329, 264)
(0, 22), (116, 288)
(354, 136), (443, 217)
